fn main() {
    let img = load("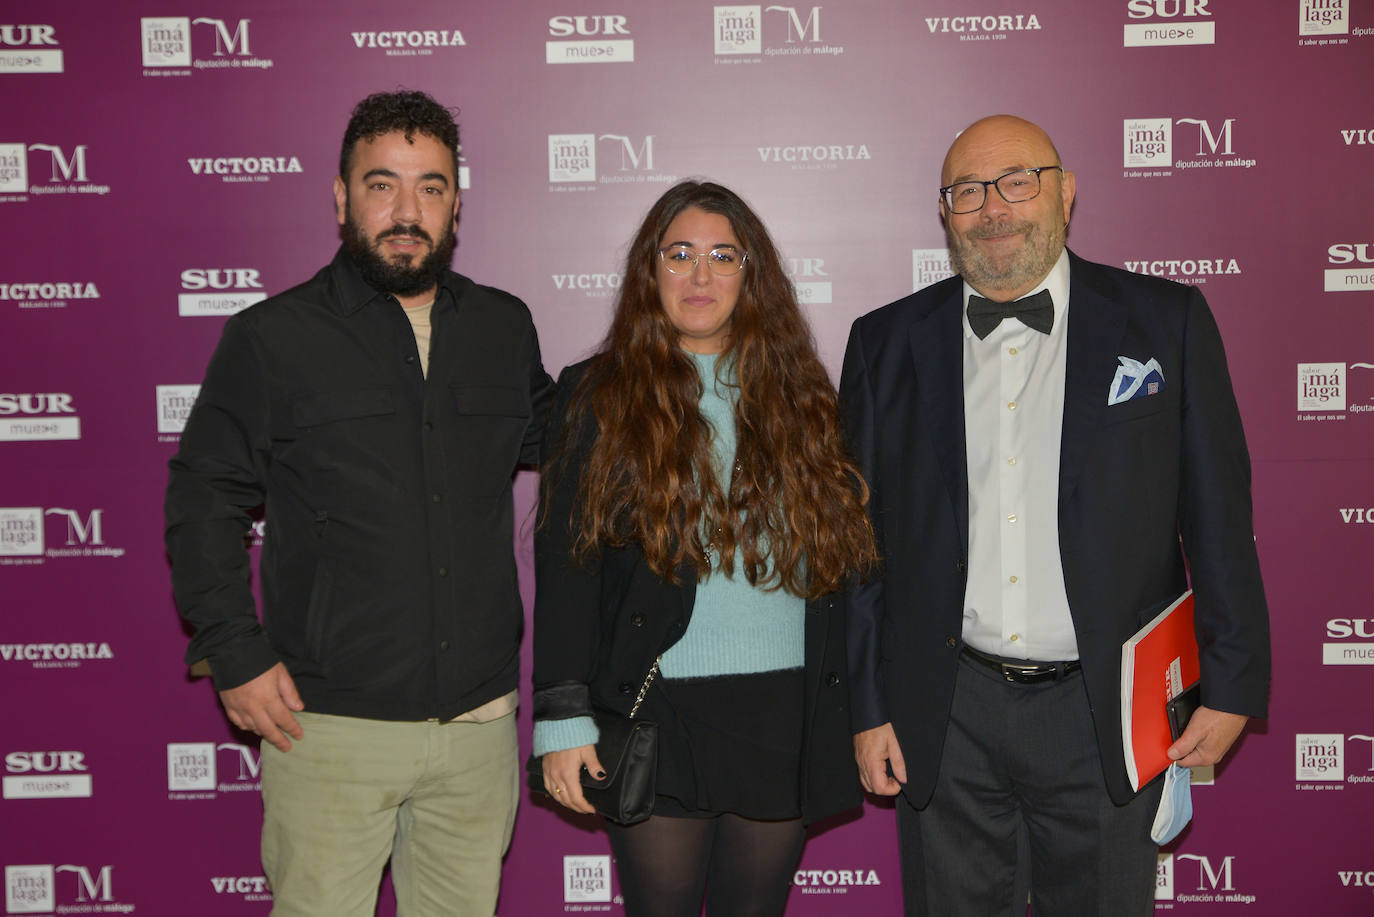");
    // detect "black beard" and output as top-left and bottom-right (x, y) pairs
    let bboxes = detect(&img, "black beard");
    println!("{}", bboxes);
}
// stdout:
(340, 214), (456, 297)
